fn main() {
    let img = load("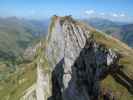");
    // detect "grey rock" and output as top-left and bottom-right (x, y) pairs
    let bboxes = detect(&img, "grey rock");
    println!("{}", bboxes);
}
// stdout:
(46, 16), (119, 100)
